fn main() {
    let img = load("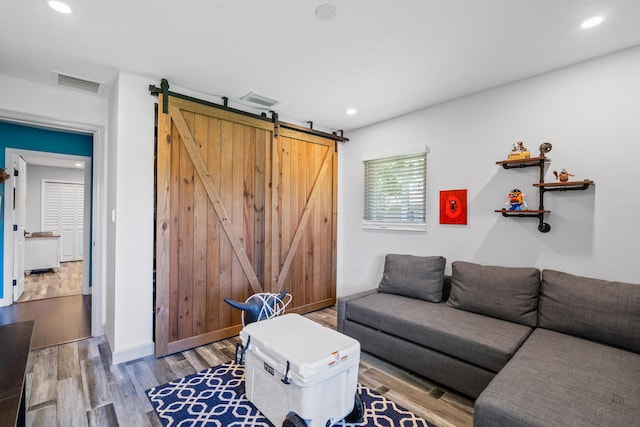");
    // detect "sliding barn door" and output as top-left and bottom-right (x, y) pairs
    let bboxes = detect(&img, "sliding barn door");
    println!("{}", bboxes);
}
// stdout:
(155, 96), (273, 356)
(272, 128), (337, 313)
(155, 94), (338, 357)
